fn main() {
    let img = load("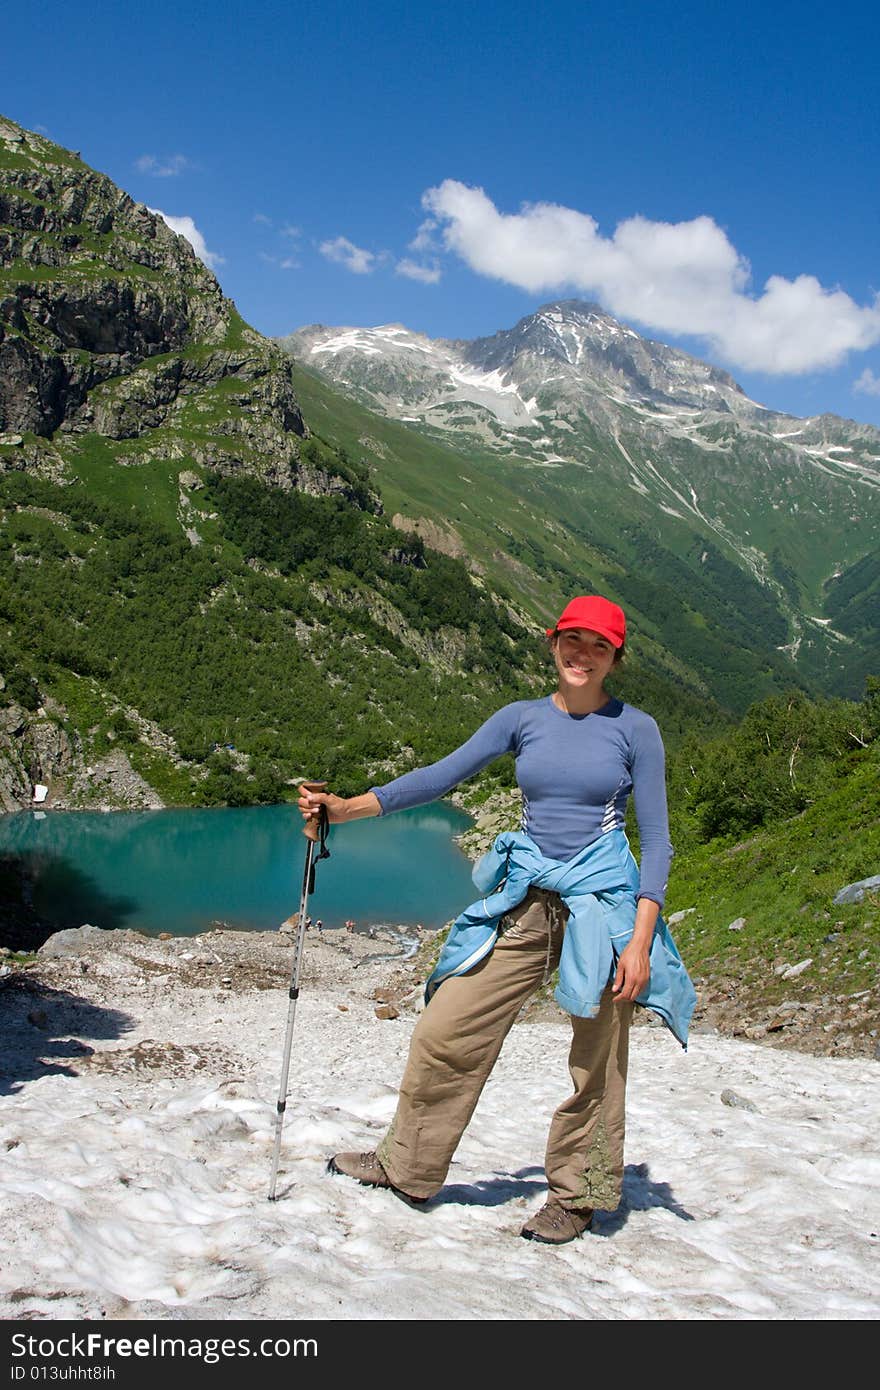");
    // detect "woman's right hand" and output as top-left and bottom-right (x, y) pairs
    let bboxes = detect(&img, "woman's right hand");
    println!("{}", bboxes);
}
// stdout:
(296, 786), (382, 826)
(297, 785), (348, 826)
